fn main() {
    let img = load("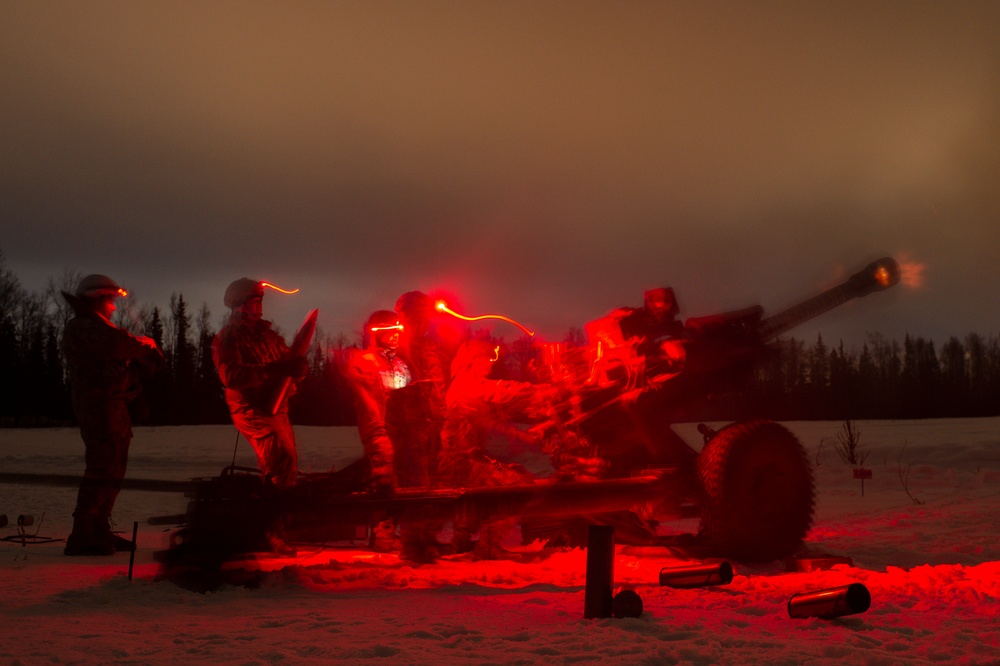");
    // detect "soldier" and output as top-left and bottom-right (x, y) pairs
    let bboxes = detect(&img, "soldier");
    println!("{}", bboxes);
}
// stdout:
(62, 274), (163, 556)
(343, 310), (411, 491)
(440, 340), (555, 558)
(212, 278), (308, 487)
(341, 310), (413, 553)
(617, 287), (687, 382)
(617, 287), (684, 346)
(392, 291), (448, 488)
